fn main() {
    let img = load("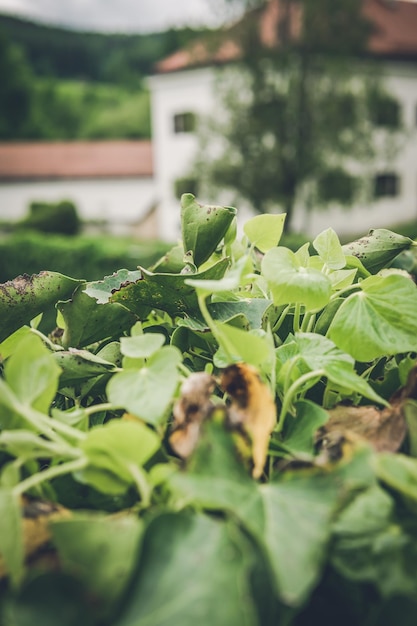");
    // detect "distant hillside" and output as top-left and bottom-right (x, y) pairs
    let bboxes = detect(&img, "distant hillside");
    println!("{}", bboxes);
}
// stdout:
(0, 13), (209, 85)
